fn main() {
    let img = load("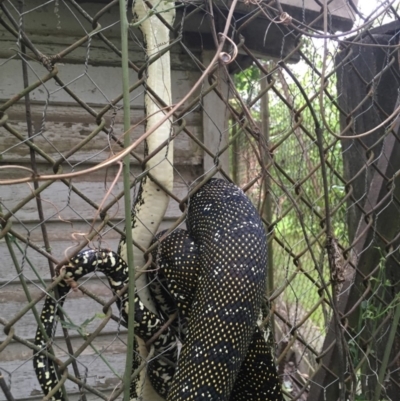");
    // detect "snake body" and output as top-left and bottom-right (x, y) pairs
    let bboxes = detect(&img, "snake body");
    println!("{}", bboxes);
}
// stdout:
(164, 179), (277, 400)
(34, 179), (283, 400)
(33, 250), (178, 400)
